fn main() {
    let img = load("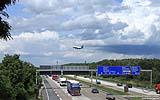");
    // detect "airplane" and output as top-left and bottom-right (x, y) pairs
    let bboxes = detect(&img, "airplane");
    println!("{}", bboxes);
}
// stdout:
(73, 45), (84, 49)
